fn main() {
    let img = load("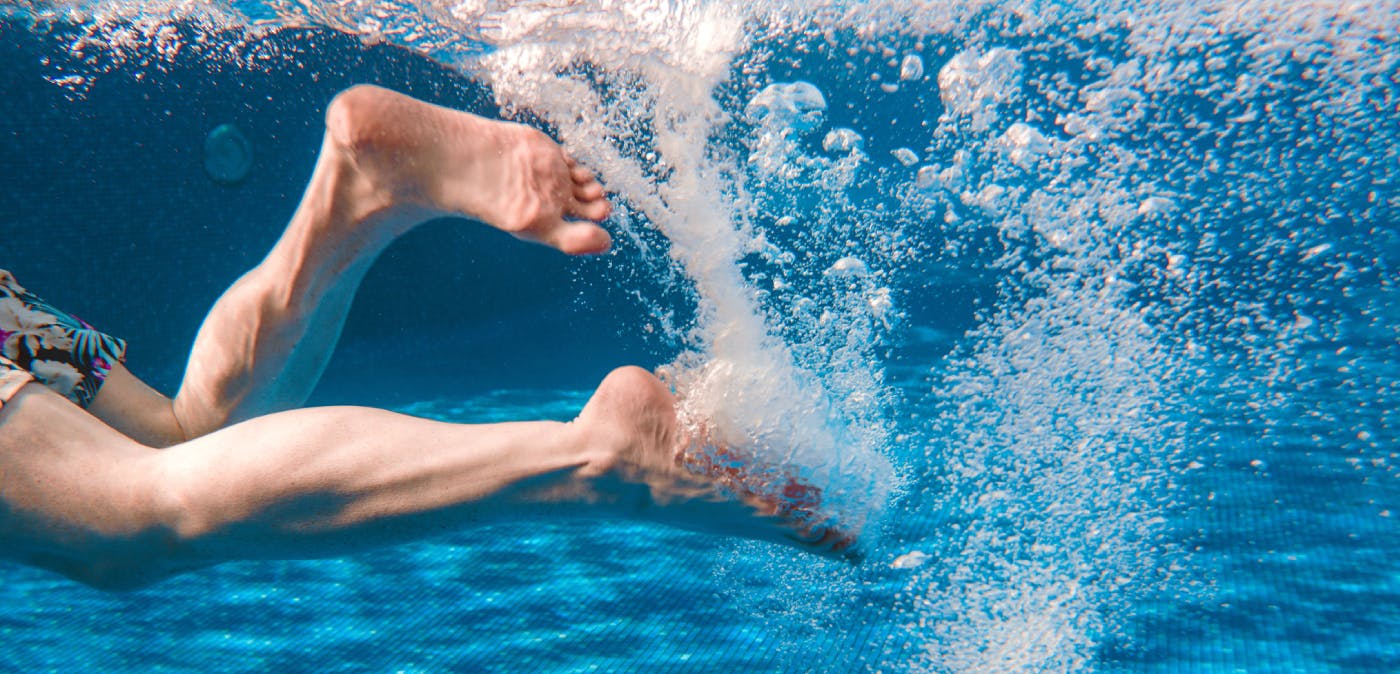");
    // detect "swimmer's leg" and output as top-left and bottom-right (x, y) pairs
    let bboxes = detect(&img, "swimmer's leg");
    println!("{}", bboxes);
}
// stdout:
(571, 367), (856, 554)
(1, 367), (844, 590)
(90, 85), (612, 444)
